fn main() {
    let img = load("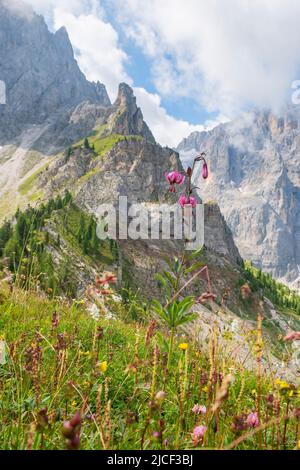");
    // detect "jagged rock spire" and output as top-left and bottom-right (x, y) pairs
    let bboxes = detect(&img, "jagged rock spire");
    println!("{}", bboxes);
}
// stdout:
(111, 83), (155, 143)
